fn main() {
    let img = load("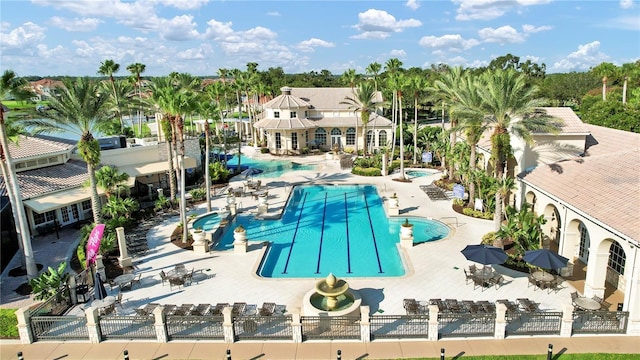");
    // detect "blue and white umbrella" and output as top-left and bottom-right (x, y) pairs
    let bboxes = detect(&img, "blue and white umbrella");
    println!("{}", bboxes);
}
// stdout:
(523, 249), (569, 270)
(93, 272), (108, 301)
(461, 244), (508, 266)
(240, 167), (263, 178)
